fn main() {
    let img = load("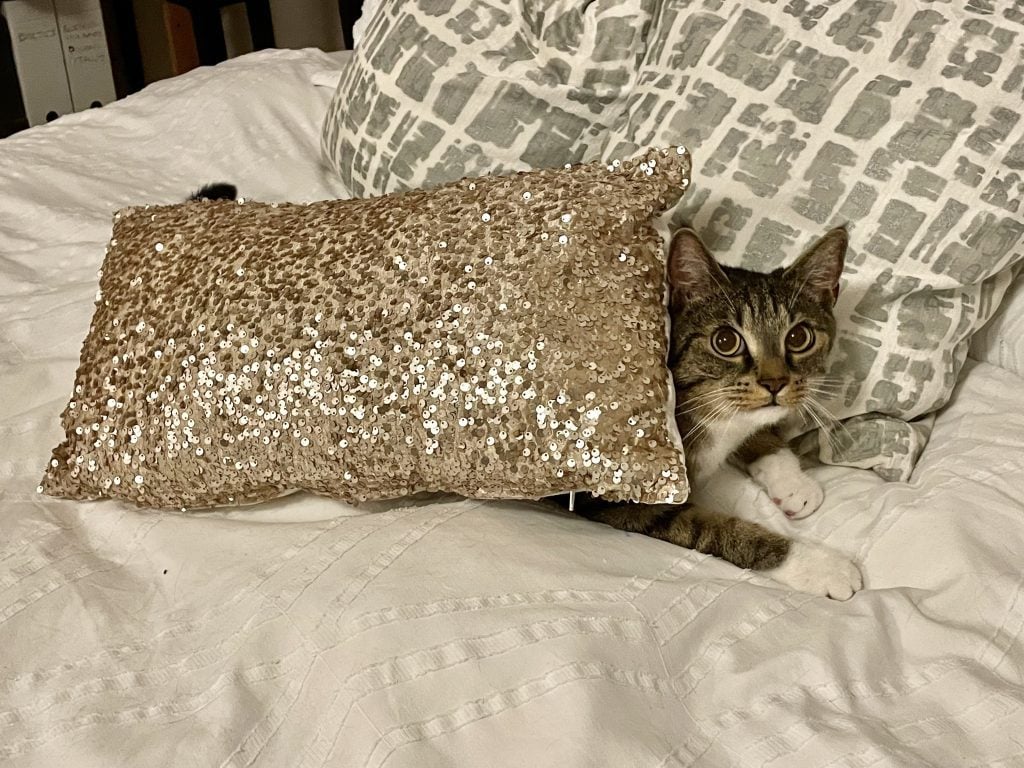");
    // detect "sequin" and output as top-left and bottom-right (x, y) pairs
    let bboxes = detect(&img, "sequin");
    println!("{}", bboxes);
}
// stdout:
(41, 146), (692, 509)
